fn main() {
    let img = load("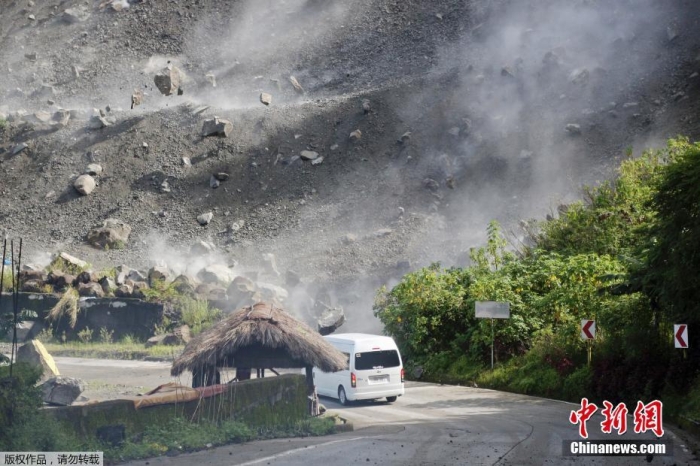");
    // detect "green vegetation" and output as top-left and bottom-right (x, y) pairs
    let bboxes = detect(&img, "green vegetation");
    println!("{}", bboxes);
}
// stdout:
(42, 341), (184, 360)
(0, 364), (335, 462)
(375, 137), (700, 419)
